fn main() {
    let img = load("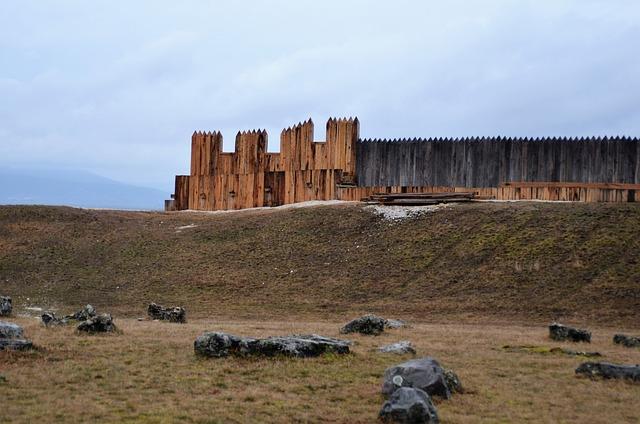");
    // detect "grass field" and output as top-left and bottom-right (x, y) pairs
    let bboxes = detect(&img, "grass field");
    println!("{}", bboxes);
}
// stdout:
(1, 202), (639, 325)
(1, 317), (639, 423)
(1, 202), (639, 422)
